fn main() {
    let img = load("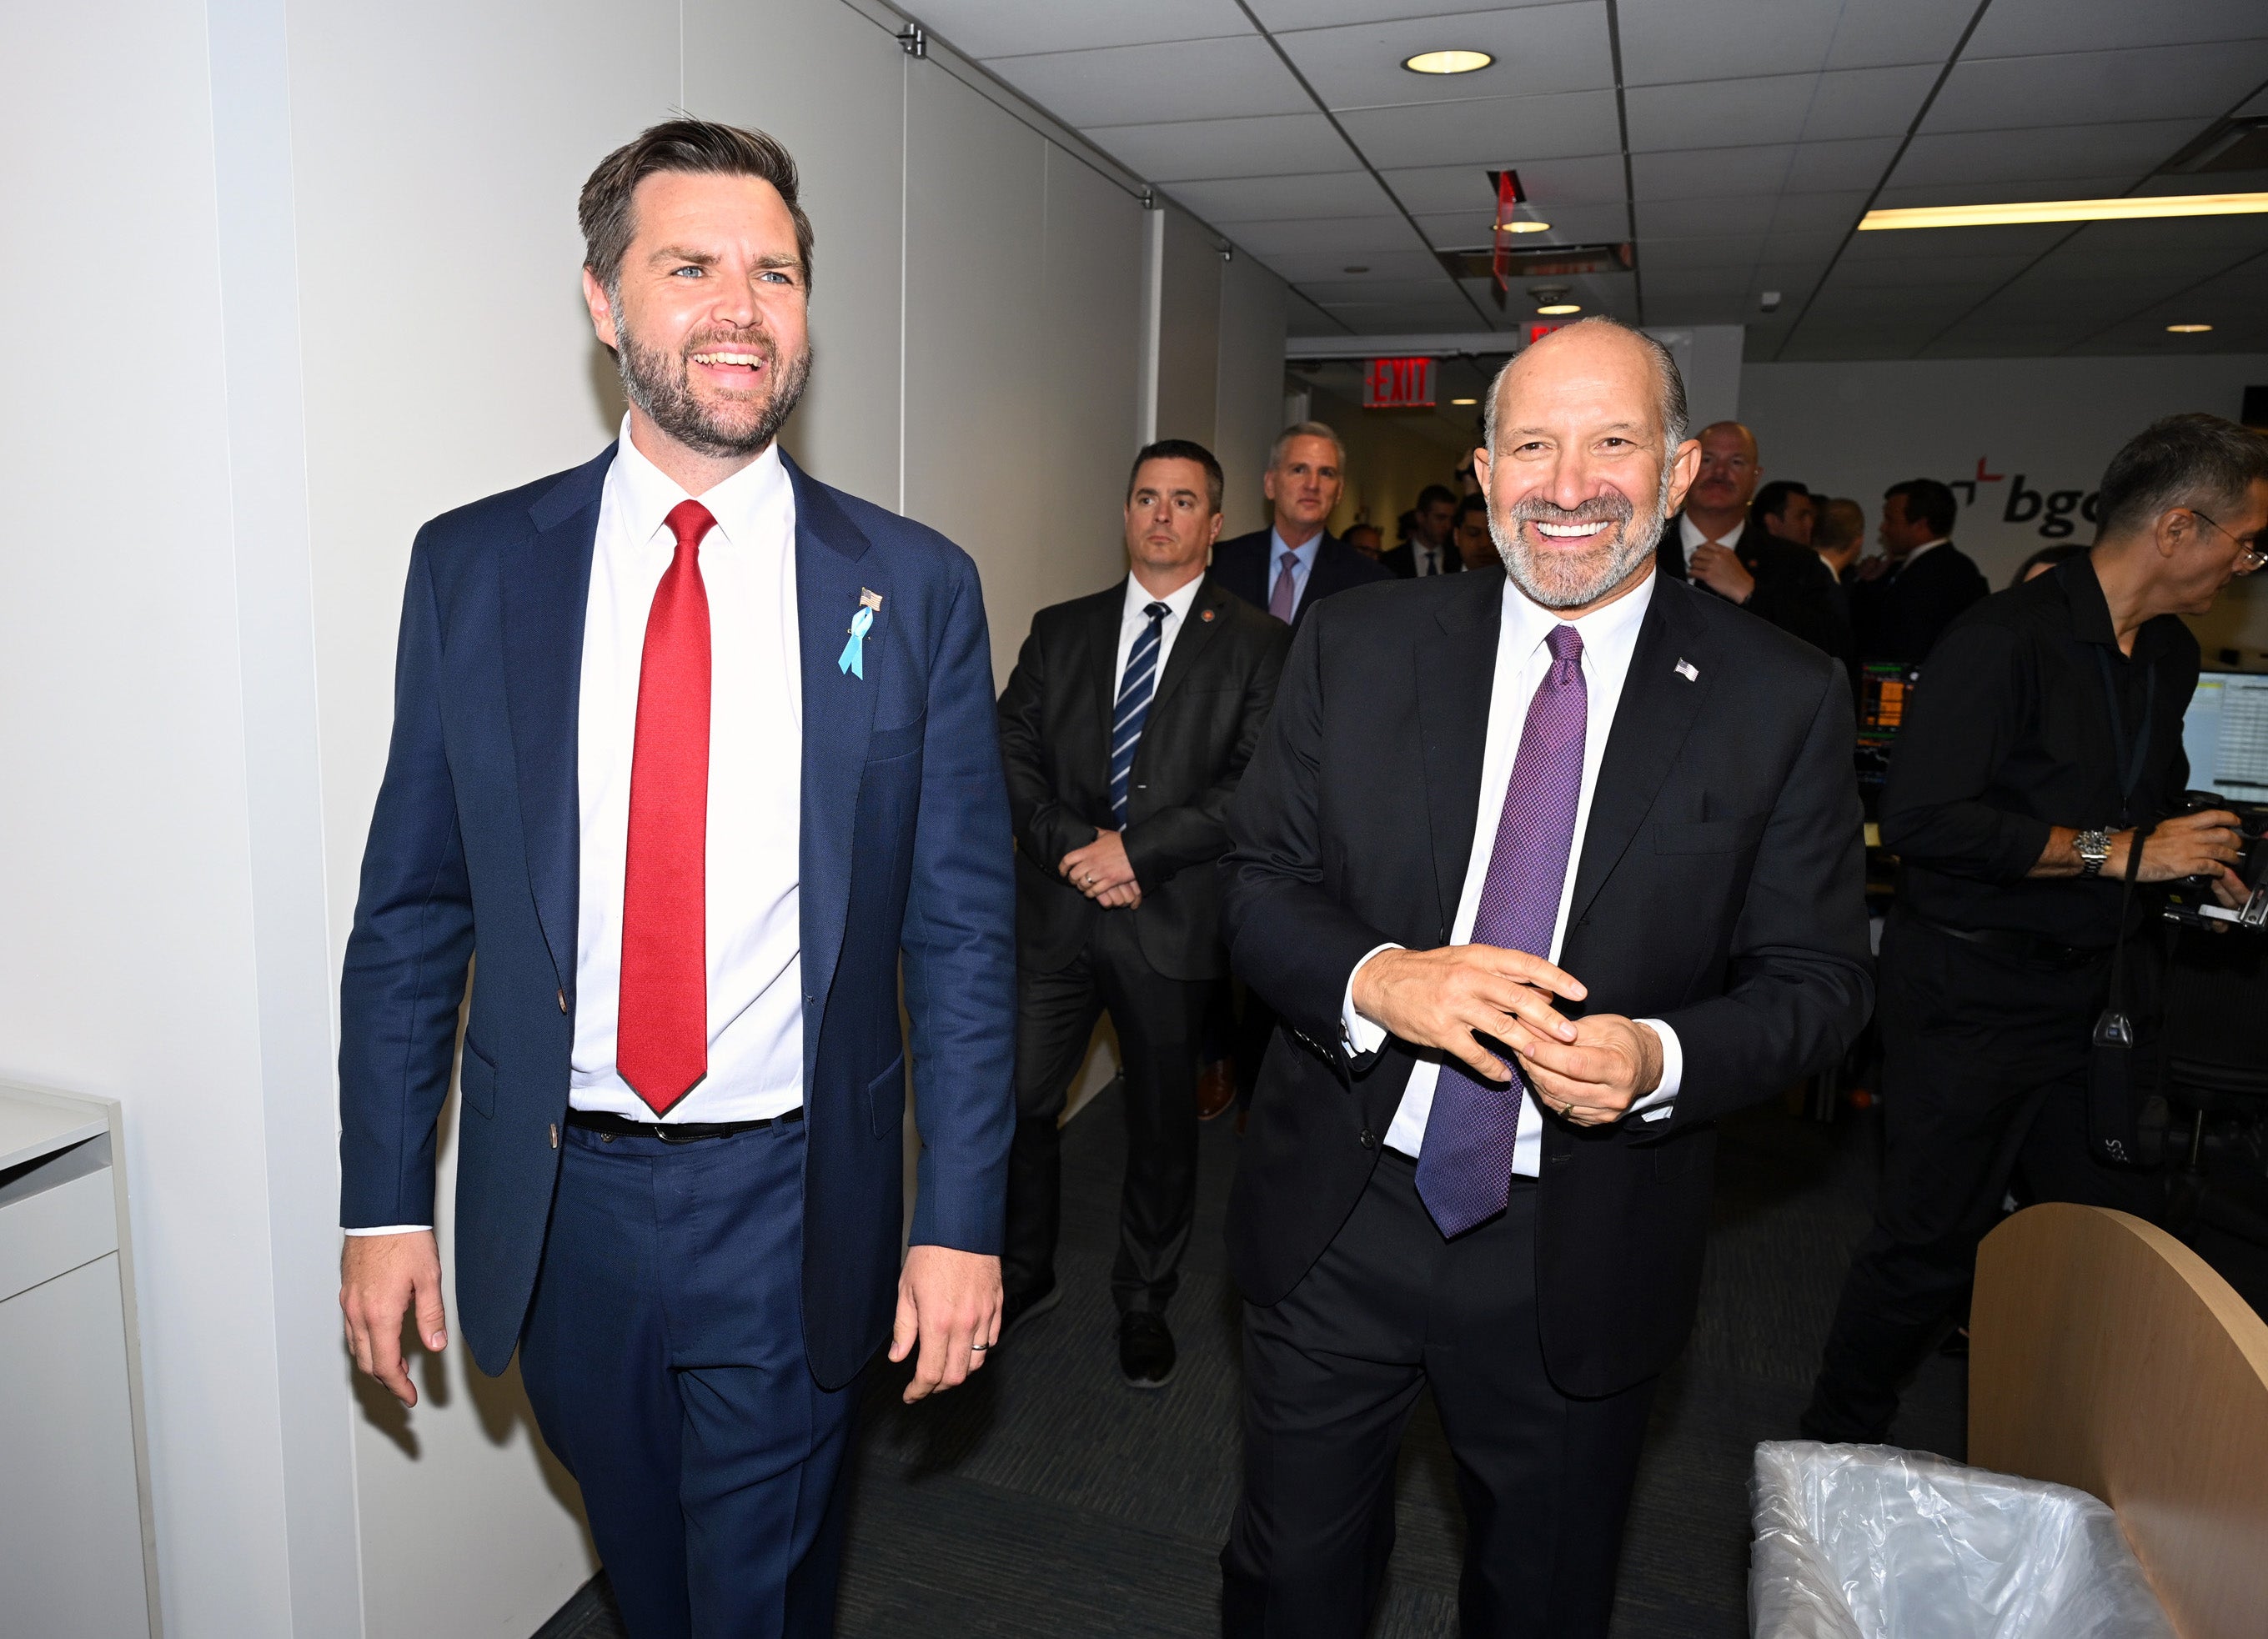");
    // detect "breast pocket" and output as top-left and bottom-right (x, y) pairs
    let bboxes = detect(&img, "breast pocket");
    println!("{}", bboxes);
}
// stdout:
(1653, 812), (1769, 855)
